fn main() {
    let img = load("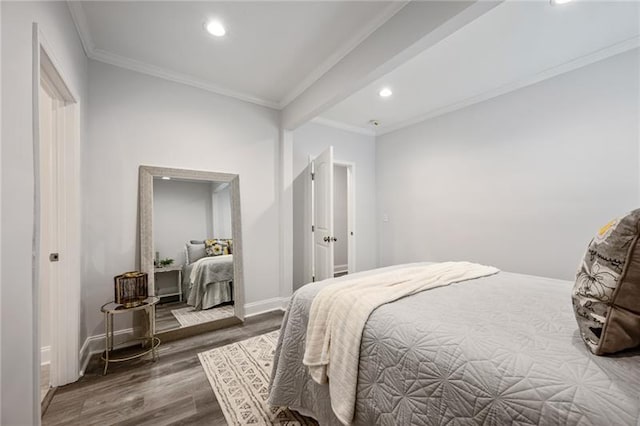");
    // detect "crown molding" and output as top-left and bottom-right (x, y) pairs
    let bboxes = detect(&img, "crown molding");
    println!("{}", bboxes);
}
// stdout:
(67, 1), (281, 109)
(377, 36), (640, 136)
(311, 117), (376, 137)
(279, 1), (409, 108)
(89, 48), (282, 109)
(67, 1), (95, 55)
(66, 0), (408, 112)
